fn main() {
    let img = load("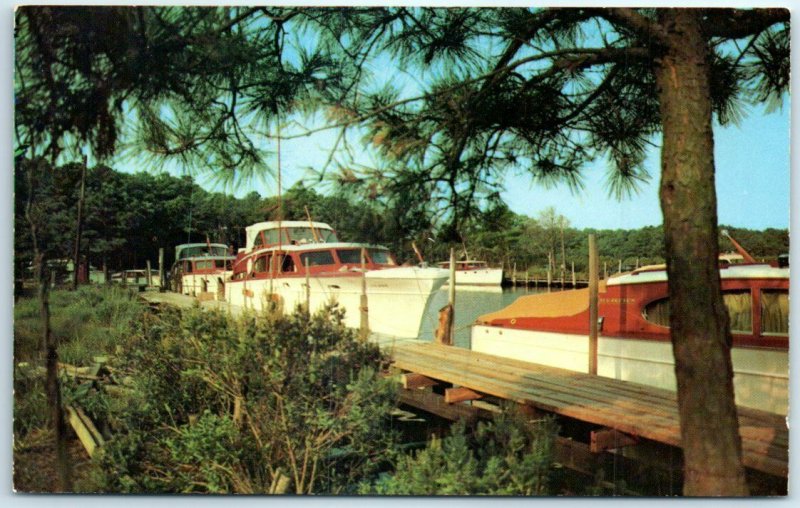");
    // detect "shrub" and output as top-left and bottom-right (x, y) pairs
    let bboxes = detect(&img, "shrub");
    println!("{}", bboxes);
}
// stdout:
(92, 303), (399, 494)
(365, 408), (559, 496)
